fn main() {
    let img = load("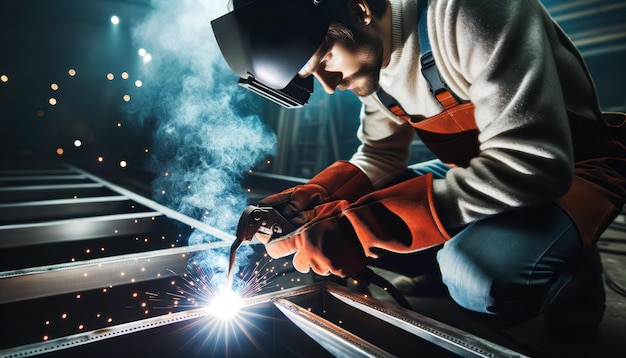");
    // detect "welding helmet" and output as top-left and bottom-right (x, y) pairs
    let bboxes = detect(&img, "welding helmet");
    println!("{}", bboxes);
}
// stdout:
(211, 0), (345, 108)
